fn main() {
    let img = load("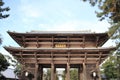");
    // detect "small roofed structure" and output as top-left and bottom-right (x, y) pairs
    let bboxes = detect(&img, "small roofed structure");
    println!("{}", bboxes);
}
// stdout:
(4, 31), (115, 80)
(1, 68), (19, 80)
